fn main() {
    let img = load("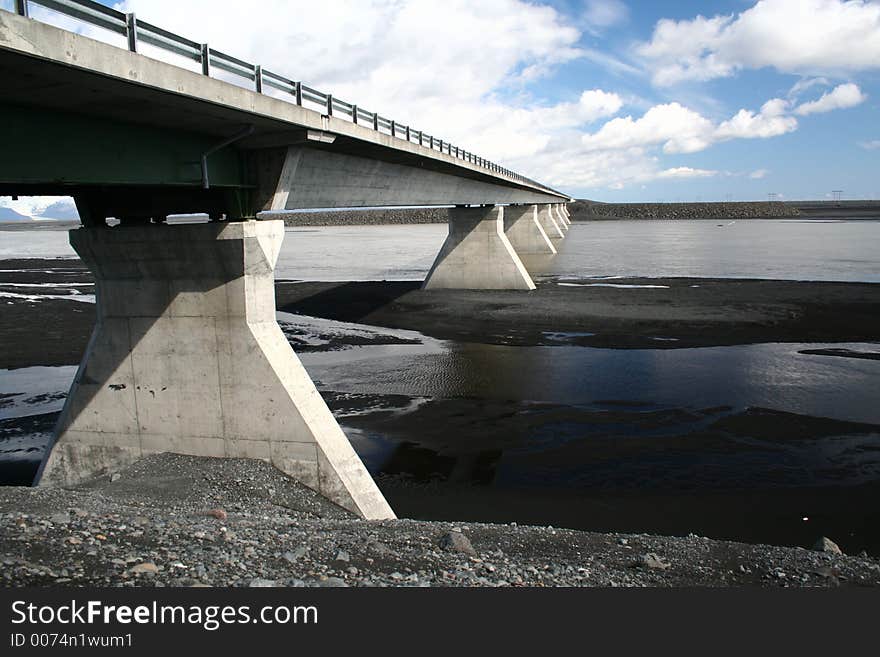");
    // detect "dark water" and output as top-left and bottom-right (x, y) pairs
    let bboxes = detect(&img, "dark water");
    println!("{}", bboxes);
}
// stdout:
(1, 219), (879, 552)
